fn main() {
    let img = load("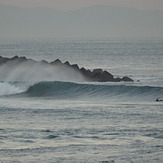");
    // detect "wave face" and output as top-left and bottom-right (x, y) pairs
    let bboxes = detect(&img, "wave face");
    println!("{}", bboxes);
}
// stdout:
(1, 81), (160, 100)
(1, 81), (163, 100)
